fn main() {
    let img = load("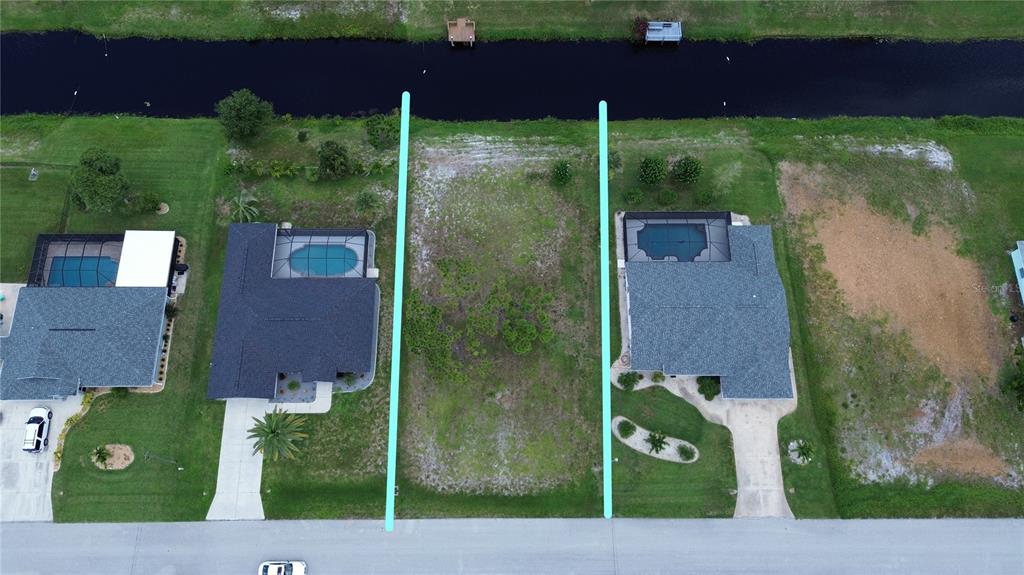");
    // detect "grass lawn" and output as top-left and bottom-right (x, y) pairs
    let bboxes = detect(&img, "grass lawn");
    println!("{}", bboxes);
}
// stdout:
(0, 115), (231, 521)
(3, 1), (1022, 41)
(613, 386), (736, 517)
(0, 167), (68, 282)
